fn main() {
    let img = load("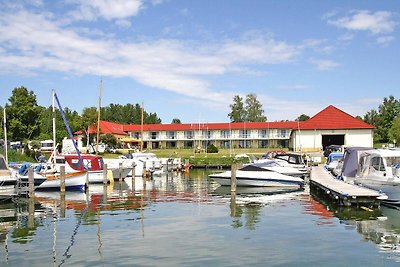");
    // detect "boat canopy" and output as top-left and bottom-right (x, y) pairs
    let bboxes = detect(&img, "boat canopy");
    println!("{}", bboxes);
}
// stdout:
(341, 147), (374, 178)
